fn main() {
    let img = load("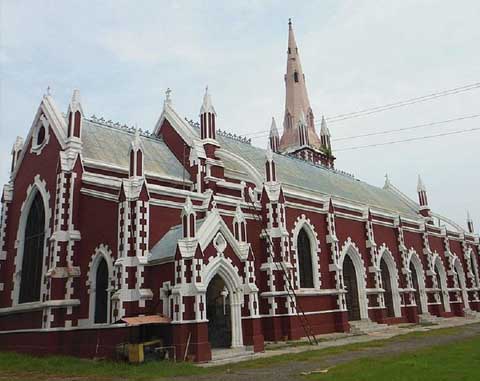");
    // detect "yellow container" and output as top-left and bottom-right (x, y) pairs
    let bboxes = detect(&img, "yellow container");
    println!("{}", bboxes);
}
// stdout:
(128, 343), (144, 363)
